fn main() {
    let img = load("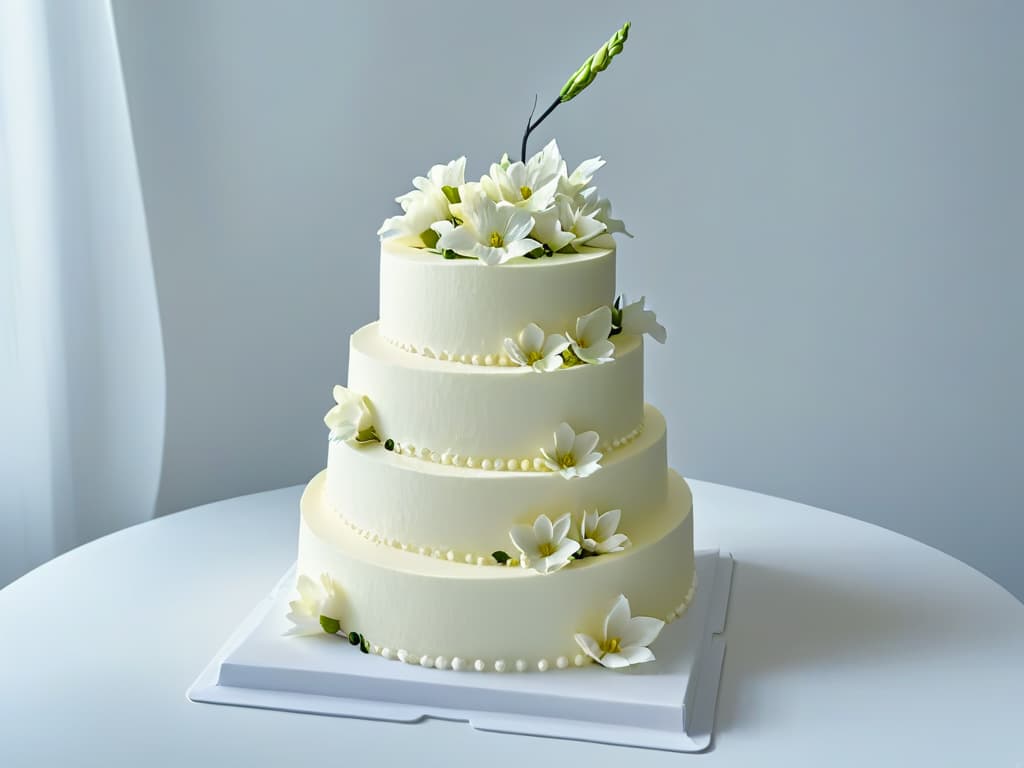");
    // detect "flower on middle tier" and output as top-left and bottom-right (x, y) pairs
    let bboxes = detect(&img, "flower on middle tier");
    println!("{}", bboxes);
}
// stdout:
(431, 187), (540, 266)
(504, 323), (570, 372)
(580, 508), (631, 555)
(541, 422), (603, 479)
(568, 306), (615, 365)
(509, 512), (579, 574)
(324, 385), (376, 443)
